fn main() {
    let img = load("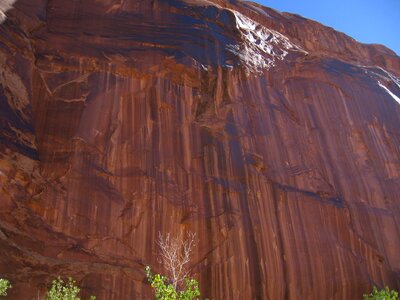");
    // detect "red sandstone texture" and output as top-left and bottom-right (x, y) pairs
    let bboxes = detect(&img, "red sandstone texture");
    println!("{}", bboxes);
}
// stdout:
(0, 0), (399, 299)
